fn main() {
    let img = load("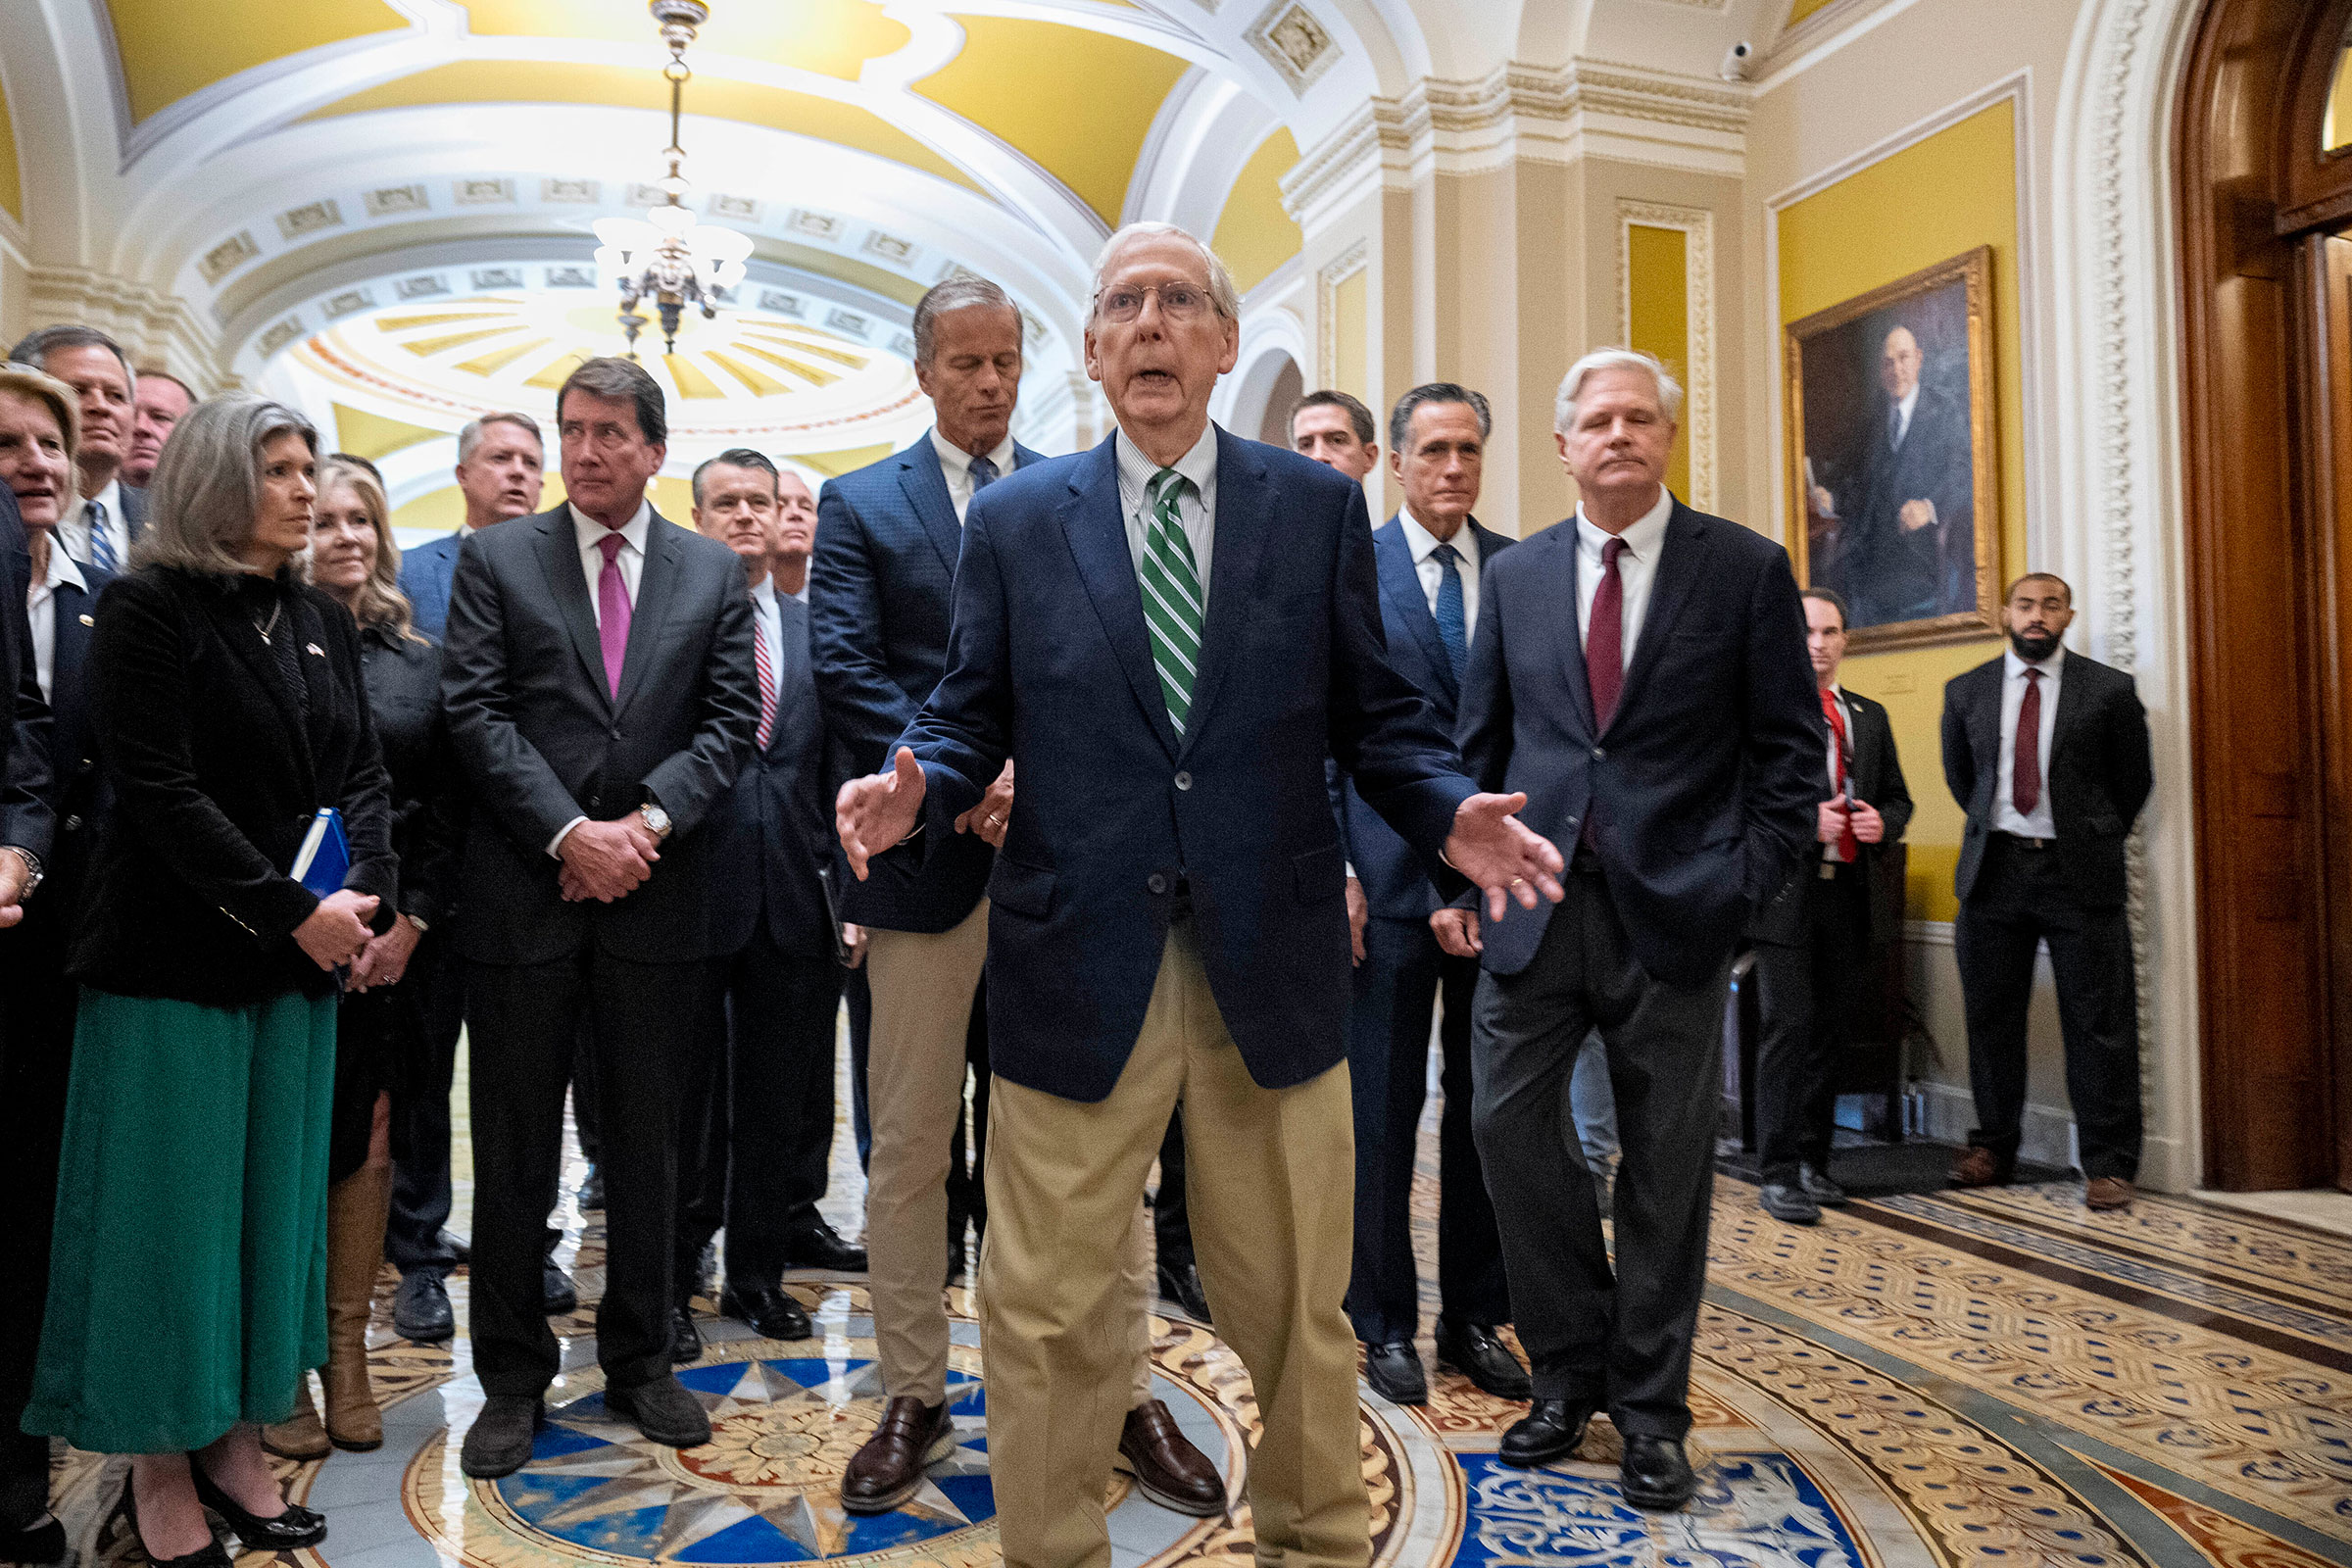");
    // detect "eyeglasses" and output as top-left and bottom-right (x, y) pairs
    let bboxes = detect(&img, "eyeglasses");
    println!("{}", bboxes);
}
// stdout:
(1095, 282), (1217, 324)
